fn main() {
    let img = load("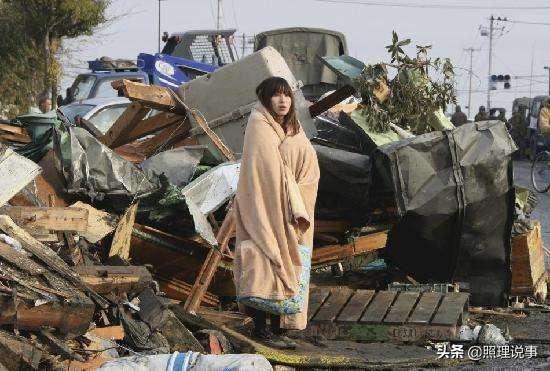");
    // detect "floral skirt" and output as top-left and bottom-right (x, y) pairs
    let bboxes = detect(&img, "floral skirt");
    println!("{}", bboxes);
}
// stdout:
(237, 245), (311, 315)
